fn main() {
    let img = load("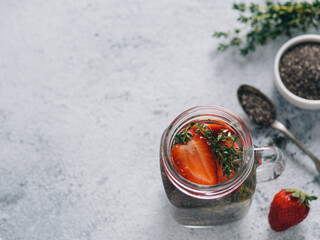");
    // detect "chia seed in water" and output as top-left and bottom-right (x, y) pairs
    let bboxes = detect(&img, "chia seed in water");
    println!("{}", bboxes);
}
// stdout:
(160, 156), (256, 226)
(279, 42), (320, 100)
